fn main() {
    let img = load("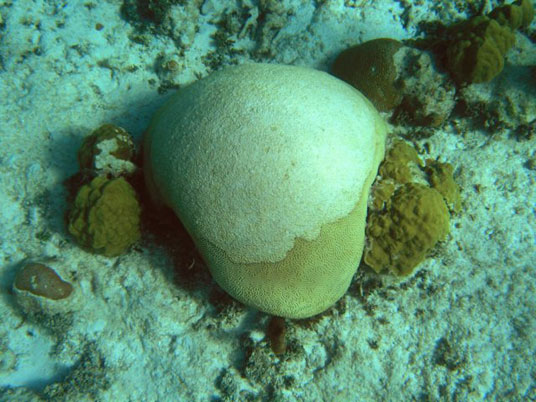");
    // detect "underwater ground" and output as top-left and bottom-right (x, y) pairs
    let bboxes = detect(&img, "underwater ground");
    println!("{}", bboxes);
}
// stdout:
(0, 0), (535, 400)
